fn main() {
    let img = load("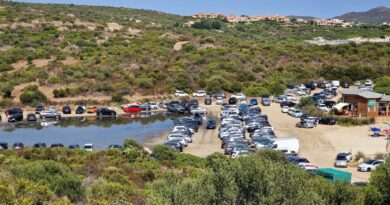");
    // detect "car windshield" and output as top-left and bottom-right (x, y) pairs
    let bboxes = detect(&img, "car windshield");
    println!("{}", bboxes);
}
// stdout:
(365, 160), (376, 164)
(336, 155), (346, 160)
